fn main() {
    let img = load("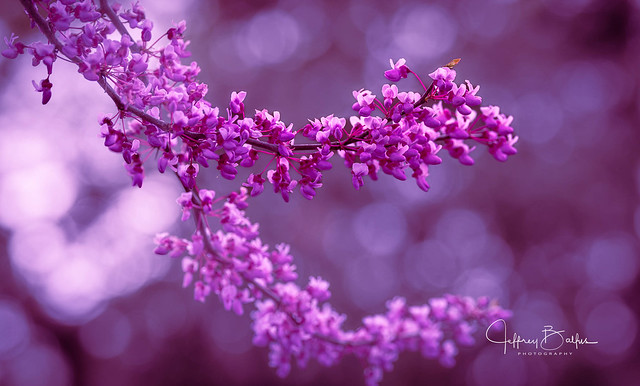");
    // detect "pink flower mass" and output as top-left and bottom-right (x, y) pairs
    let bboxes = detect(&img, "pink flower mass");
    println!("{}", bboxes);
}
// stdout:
(1, 0), (531, 384)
